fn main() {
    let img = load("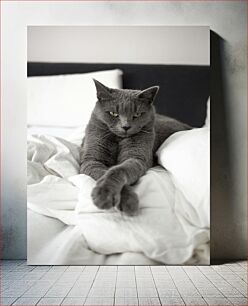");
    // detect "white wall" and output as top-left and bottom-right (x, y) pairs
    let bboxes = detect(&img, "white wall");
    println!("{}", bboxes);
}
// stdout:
(28, 26), (209, 65)
(2, 1), (246, 260)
